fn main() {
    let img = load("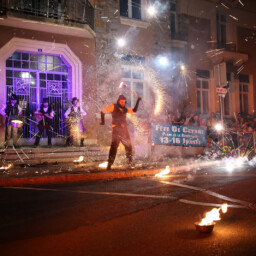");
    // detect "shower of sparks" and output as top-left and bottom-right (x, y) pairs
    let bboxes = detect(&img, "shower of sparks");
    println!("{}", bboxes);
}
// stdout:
(220, 2), (229, 9)
(147, 6), (156, 16)
(0, 163), (12, 170)
(99, 161), (108, 168)
(73, 156), (84, 163)
(238, 0), (244, 6)
(229, 14), (238, 21)
(155, 166), (171, 177)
